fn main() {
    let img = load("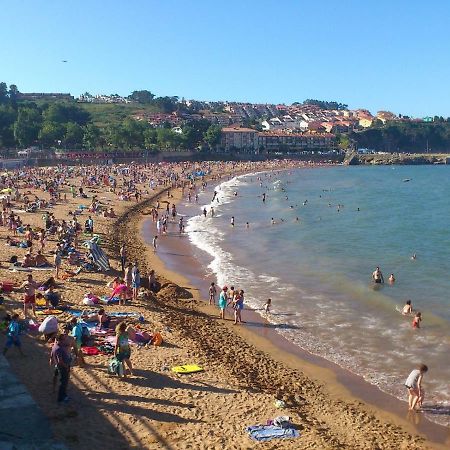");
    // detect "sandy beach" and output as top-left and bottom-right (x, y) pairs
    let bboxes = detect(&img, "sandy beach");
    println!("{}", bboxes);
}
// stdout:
(0, 162), (447, 449)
